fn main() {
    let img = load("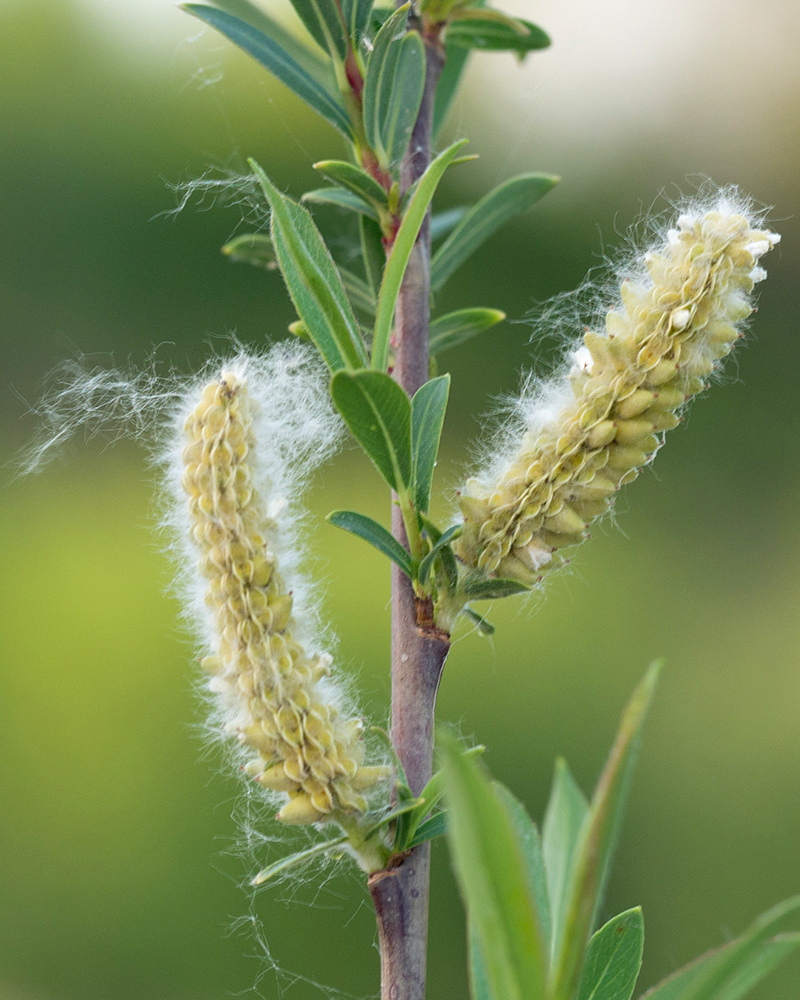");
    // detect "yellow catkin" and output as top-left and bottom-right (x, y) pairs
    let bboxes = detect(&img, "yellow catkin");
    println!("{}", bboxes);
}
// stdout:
(456, 204), (780, 585)
(182, 372), (386, 824)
